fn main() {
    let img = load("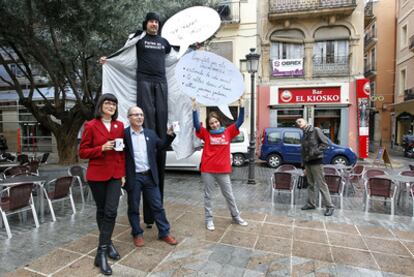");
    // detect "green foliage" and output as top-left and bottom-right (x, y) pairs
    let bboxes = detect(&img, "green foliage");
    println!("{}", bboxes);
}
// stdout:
(0, 0), (210, 163)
